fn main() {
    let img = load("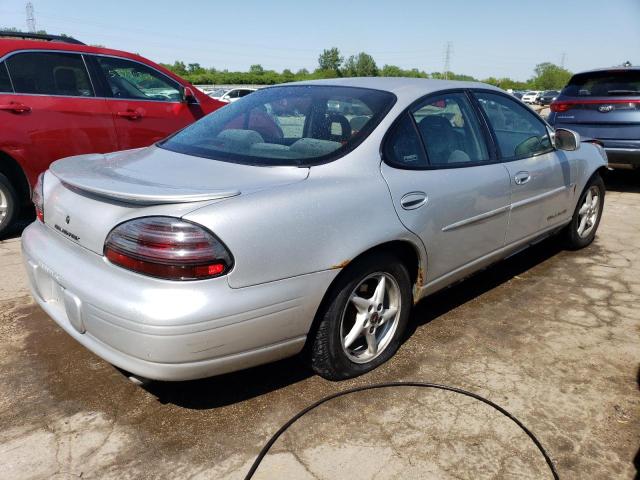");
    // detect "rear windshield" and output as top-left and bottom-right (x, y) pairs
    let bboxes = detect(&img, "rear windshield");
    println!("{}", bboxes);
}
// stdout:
(159, 85), (396, 166)
(562, 70), (640, 97)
